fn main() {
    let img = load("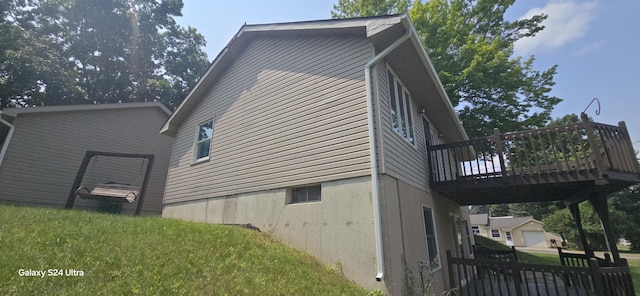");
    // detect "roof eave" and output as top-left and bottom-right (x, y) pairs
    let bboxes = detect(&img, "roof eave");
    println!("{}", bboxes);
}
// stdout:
(2, 102), (171, 117)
